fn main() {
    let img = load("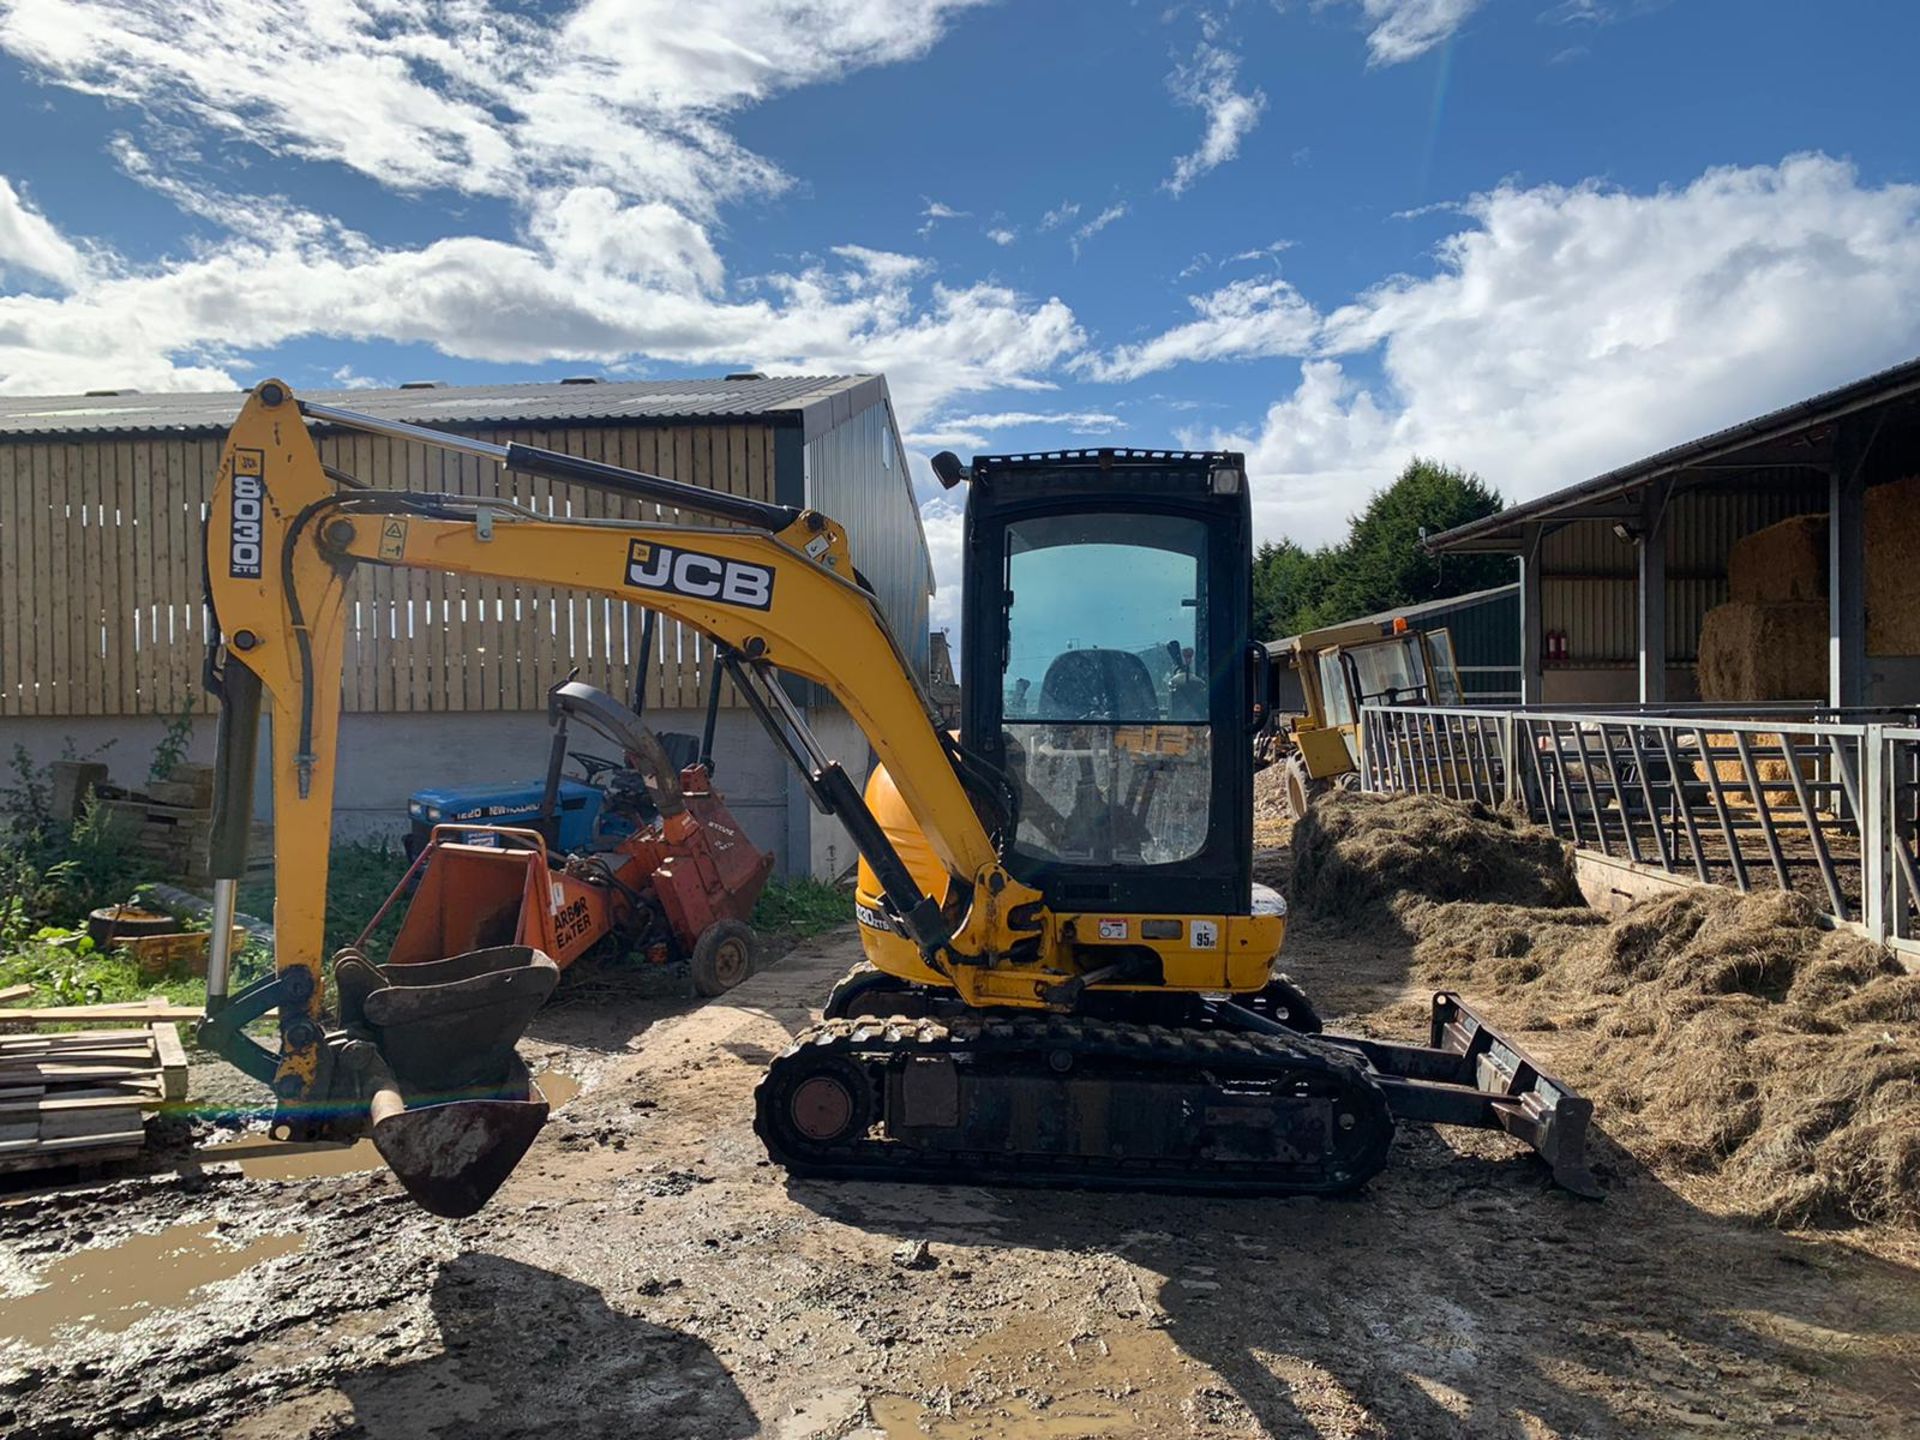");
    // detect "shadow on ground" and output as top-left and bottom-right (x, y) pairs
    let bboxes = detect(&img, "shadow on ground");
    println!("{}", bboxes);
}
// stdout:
(788, 1132), (1920, 1438)
(340, 1254), (757, 1440)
